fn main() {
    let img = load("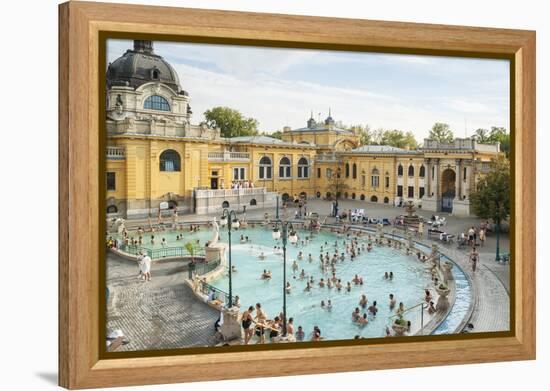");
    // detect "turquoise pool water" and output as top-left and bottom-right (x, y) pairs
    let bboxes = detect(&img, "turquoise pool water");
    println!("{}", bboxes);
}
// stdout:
(209, 227), (437, 341)
(116, 226), (472, 340)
